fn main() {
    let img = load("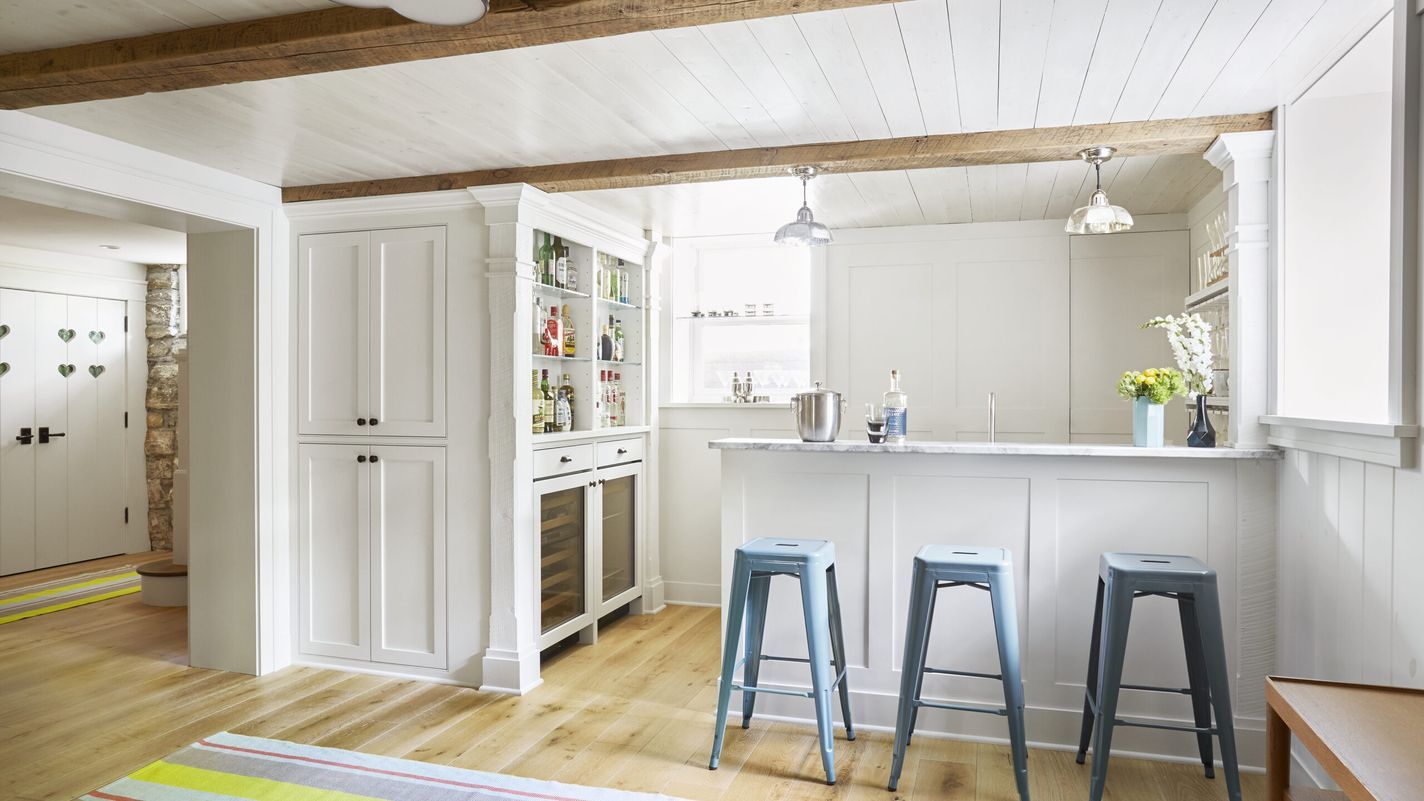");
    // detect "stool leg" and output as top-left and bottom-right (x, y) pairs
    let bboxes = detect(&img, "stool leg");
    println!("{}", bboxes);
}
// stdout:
(800, 567), (838, 785)
(990, 574), (1031, 801)
(825, 565), (856, 741)
(889, 560), (933, 791)
(710, 552), (751, 770)
(1178, 594), (1215, 779)
(1088, 577), (1134, 801)
(741, 573), (772, 729)
(906, 586), (936, 745)
(1076, 578), (1106, 765)
(1195, 586), (1243, 801)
